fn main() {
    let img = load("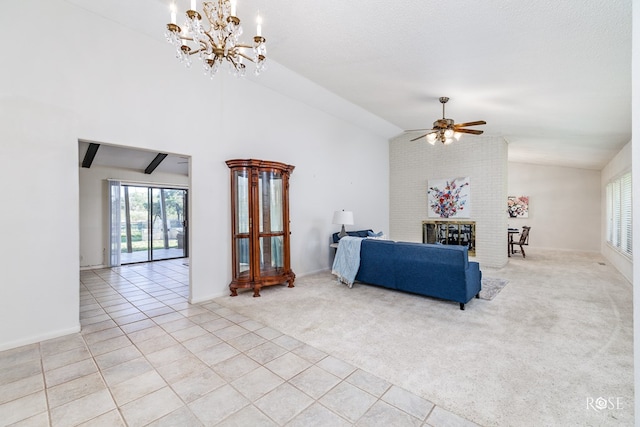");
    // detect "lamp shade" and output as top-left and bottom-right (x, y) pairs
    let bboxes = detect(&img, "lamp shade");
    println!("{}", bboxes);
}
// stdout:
(332, 210), (354, 225)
